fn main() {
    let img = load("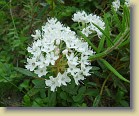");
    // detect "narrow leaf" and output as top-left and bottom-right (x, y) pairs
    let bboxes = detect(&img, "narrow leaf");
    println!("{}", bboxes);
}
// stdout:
(93, 95), (101, 107)
(100, 59), (130, 83)
(78, 31), (98, 52)
(14, 67), (37, 77)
